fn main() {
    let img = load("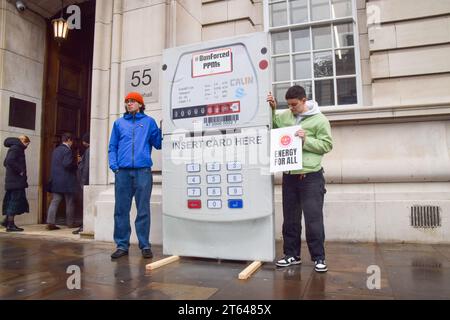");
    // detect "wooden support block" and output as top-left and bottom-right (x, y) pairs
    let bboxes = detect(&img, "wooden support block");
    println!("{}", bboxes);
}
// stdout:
(238, 261), (262, 280)
(146, 255), (180, 271)
(79, 232), (94, 239)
